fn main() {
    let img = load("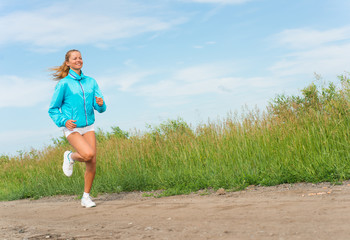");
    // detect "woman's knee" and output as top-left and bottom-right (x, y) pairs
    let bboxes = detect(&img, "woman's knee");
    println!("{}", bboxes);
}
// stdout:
(80, 150), (95, 162)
